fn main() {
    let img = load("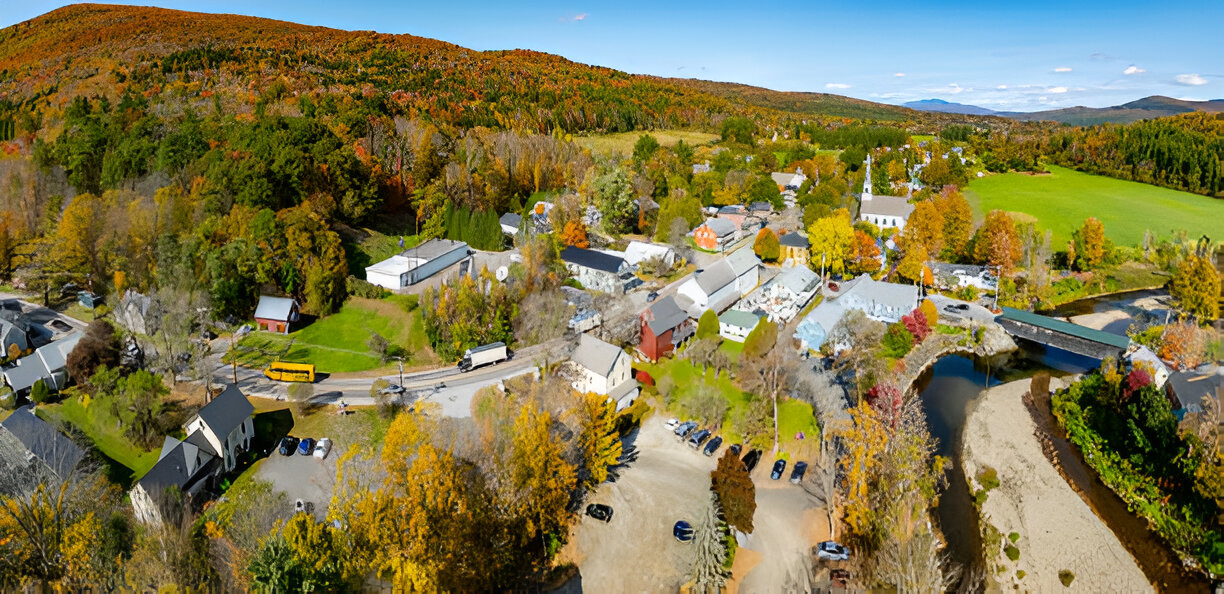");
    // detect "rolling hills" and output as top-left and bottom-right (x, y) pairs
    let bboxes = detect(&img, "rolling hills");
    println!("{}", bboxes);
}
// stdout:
(906, 95), (1224, 126)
